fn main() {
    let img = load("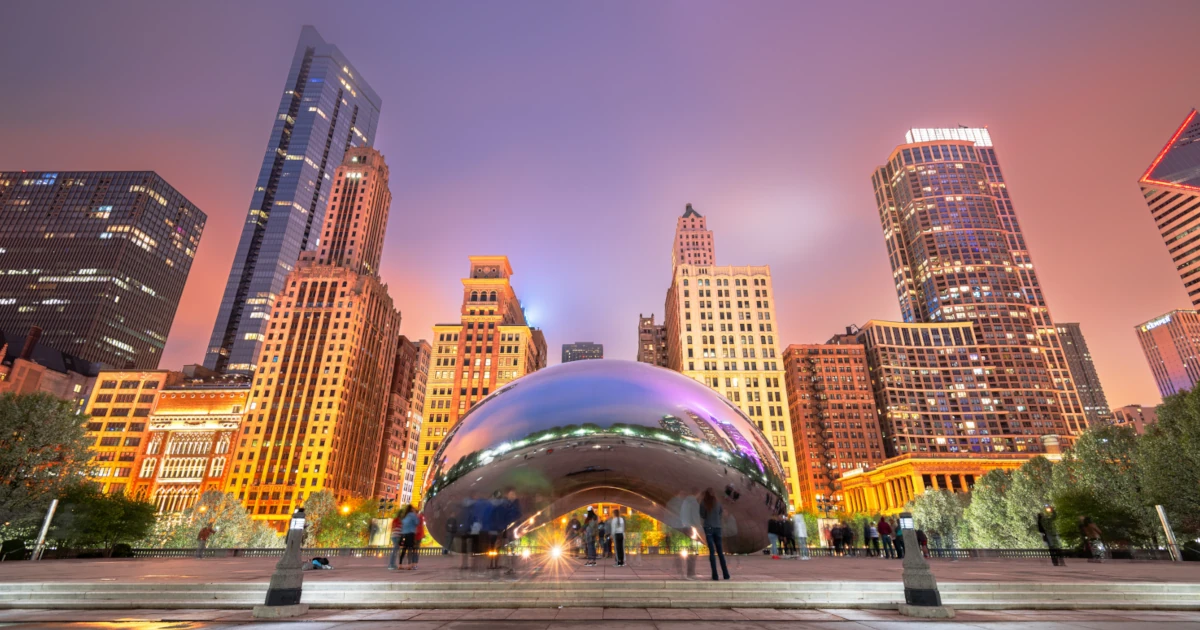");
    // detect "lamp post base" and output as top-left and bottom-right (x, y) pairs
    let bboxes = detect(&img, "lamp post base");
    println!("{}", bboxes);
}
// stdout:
(253, 604), (309, 619)
(898, 603), (955, 619)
